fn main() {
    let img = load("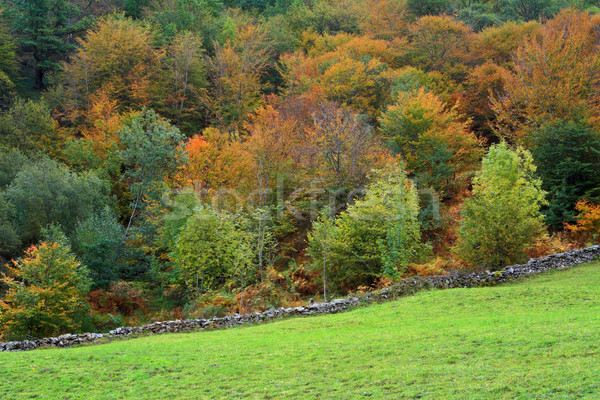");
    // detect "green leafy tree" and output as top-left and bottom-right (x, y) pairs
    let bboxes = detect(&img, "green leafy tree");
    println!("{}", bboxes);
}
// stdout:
(406, 0), (451, 17)
(2, 158), (110, 245)
(171, 206), (236, 296)
(529, 120), (600, 228)
(307, 207), (336, 301)
(118, 109), (187, 235)
(72, 208), (128, 288)
(0, 99), (58, 153)
(308, 164), (427, 291)
(0, 195), (20, 258)
(123, 0), (150, 19)
(0, 241), (91, 340)
(0, 146), (30, 189)
(454, 142), (548, 270)
(228, 218), (256, 313)
(150, 0), (224, 48)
